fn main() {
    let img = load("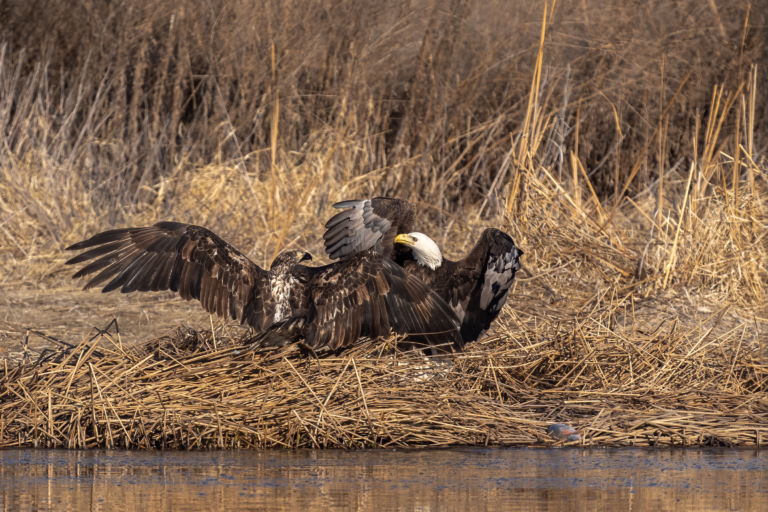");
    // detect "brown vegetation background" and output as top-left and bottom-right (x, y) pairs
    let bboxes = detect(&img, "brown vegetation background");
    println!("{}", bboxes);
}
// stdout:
(0, 0), (765, 331)
(0, 0), (766, 339)
(0, 0), (767, 450)
(0, 0), (766, 255)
